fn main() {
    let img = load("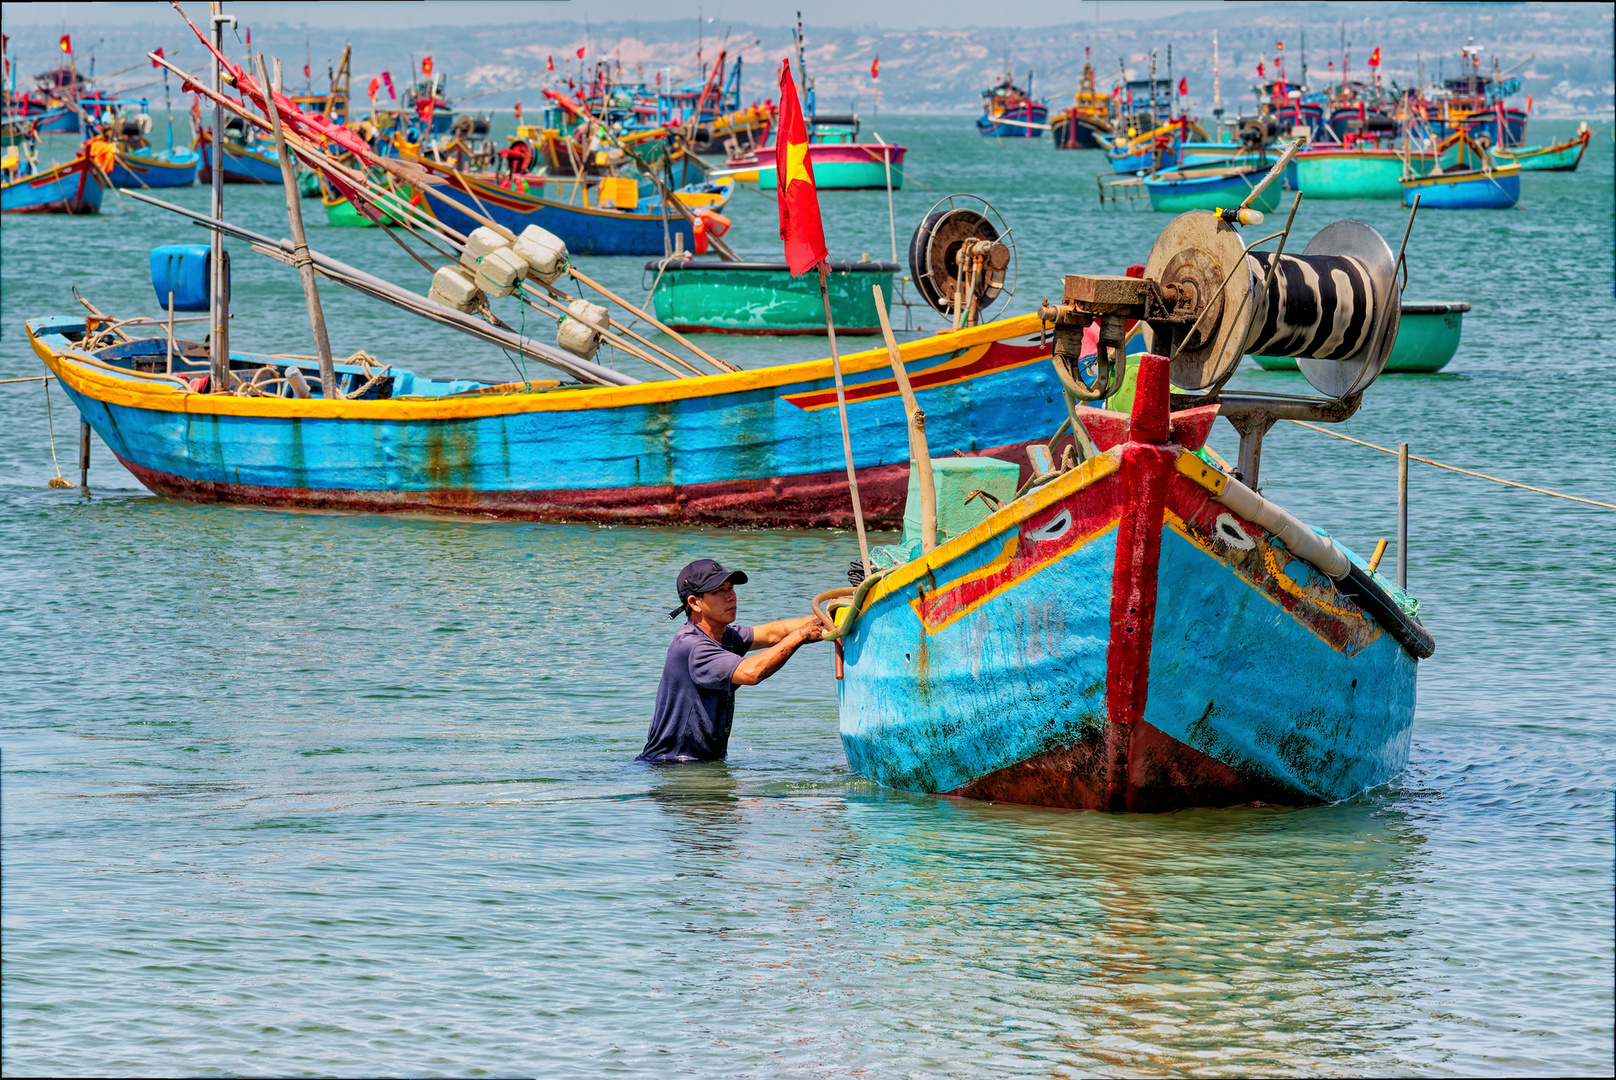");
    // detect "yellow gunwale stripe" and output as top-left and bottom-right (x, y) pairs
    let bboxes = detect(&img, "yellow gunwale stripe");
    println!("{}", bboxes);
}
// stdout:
(28, 313), (1045, 421)
(860, 449), (1121, 611)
